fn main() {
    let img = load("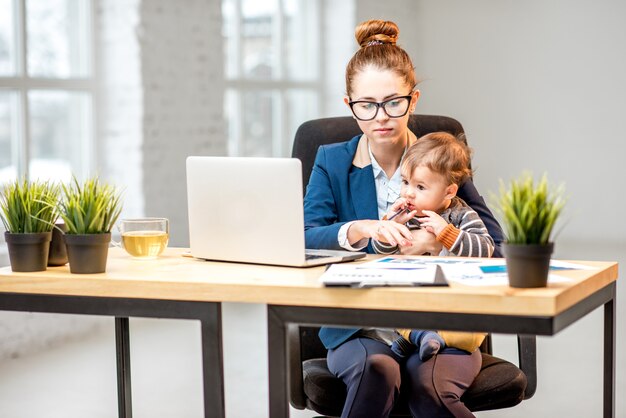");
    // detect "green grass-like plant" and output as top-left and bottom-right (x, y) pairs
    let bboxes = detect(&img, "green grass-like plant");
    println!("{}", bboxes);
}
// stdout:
(59, 177), (123, 234)
(493, 172), (566, 245)
(0, 179), (60, 233)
